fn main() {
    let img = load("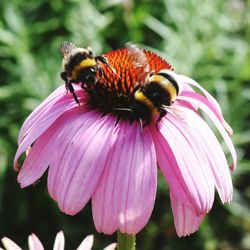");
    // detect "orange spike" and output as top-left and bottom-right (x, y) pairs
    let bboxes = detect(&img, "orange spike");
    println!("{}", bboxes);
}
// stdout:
(98, 48), (173, 96)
